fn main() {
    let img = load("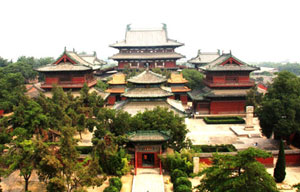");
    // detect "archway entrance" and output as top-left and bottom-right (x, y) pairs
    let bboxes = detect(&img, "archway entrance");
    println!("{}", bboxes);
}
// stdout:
(142, 153), (155, 167)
